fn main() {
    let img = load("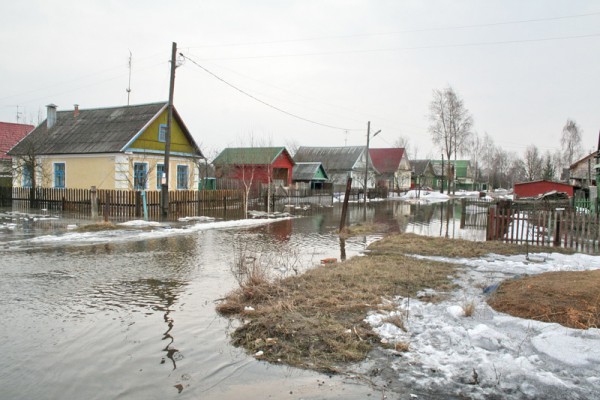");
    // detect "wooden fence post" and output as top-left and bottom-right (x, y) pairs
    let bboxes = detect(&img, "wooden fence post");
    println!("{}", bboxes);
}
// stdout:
(104, 191), (110, 223)
(90, 186), (98, 218)
(554, 211), (561, 247)
(134, 191), (141, 218)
